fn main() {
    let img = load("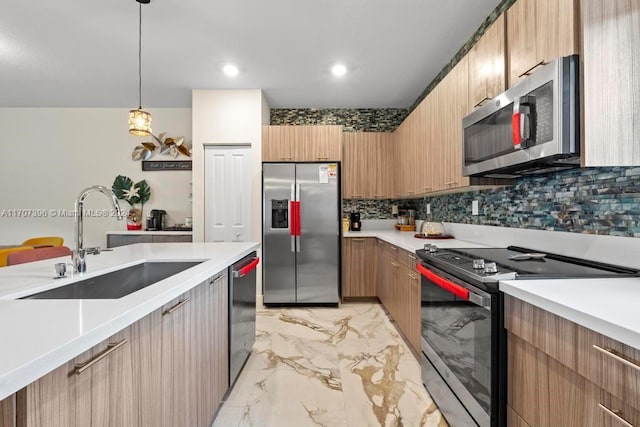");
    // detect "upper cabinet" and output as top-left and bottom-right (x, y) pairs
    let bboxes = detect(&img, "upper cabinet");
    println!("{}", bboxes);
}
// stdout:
(343, 132), (393, 199)
(582, 0), (640, 166)
(507, 0), (578, 86)
(262, 125), (342, 162)
(468, 14), (506, 111)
